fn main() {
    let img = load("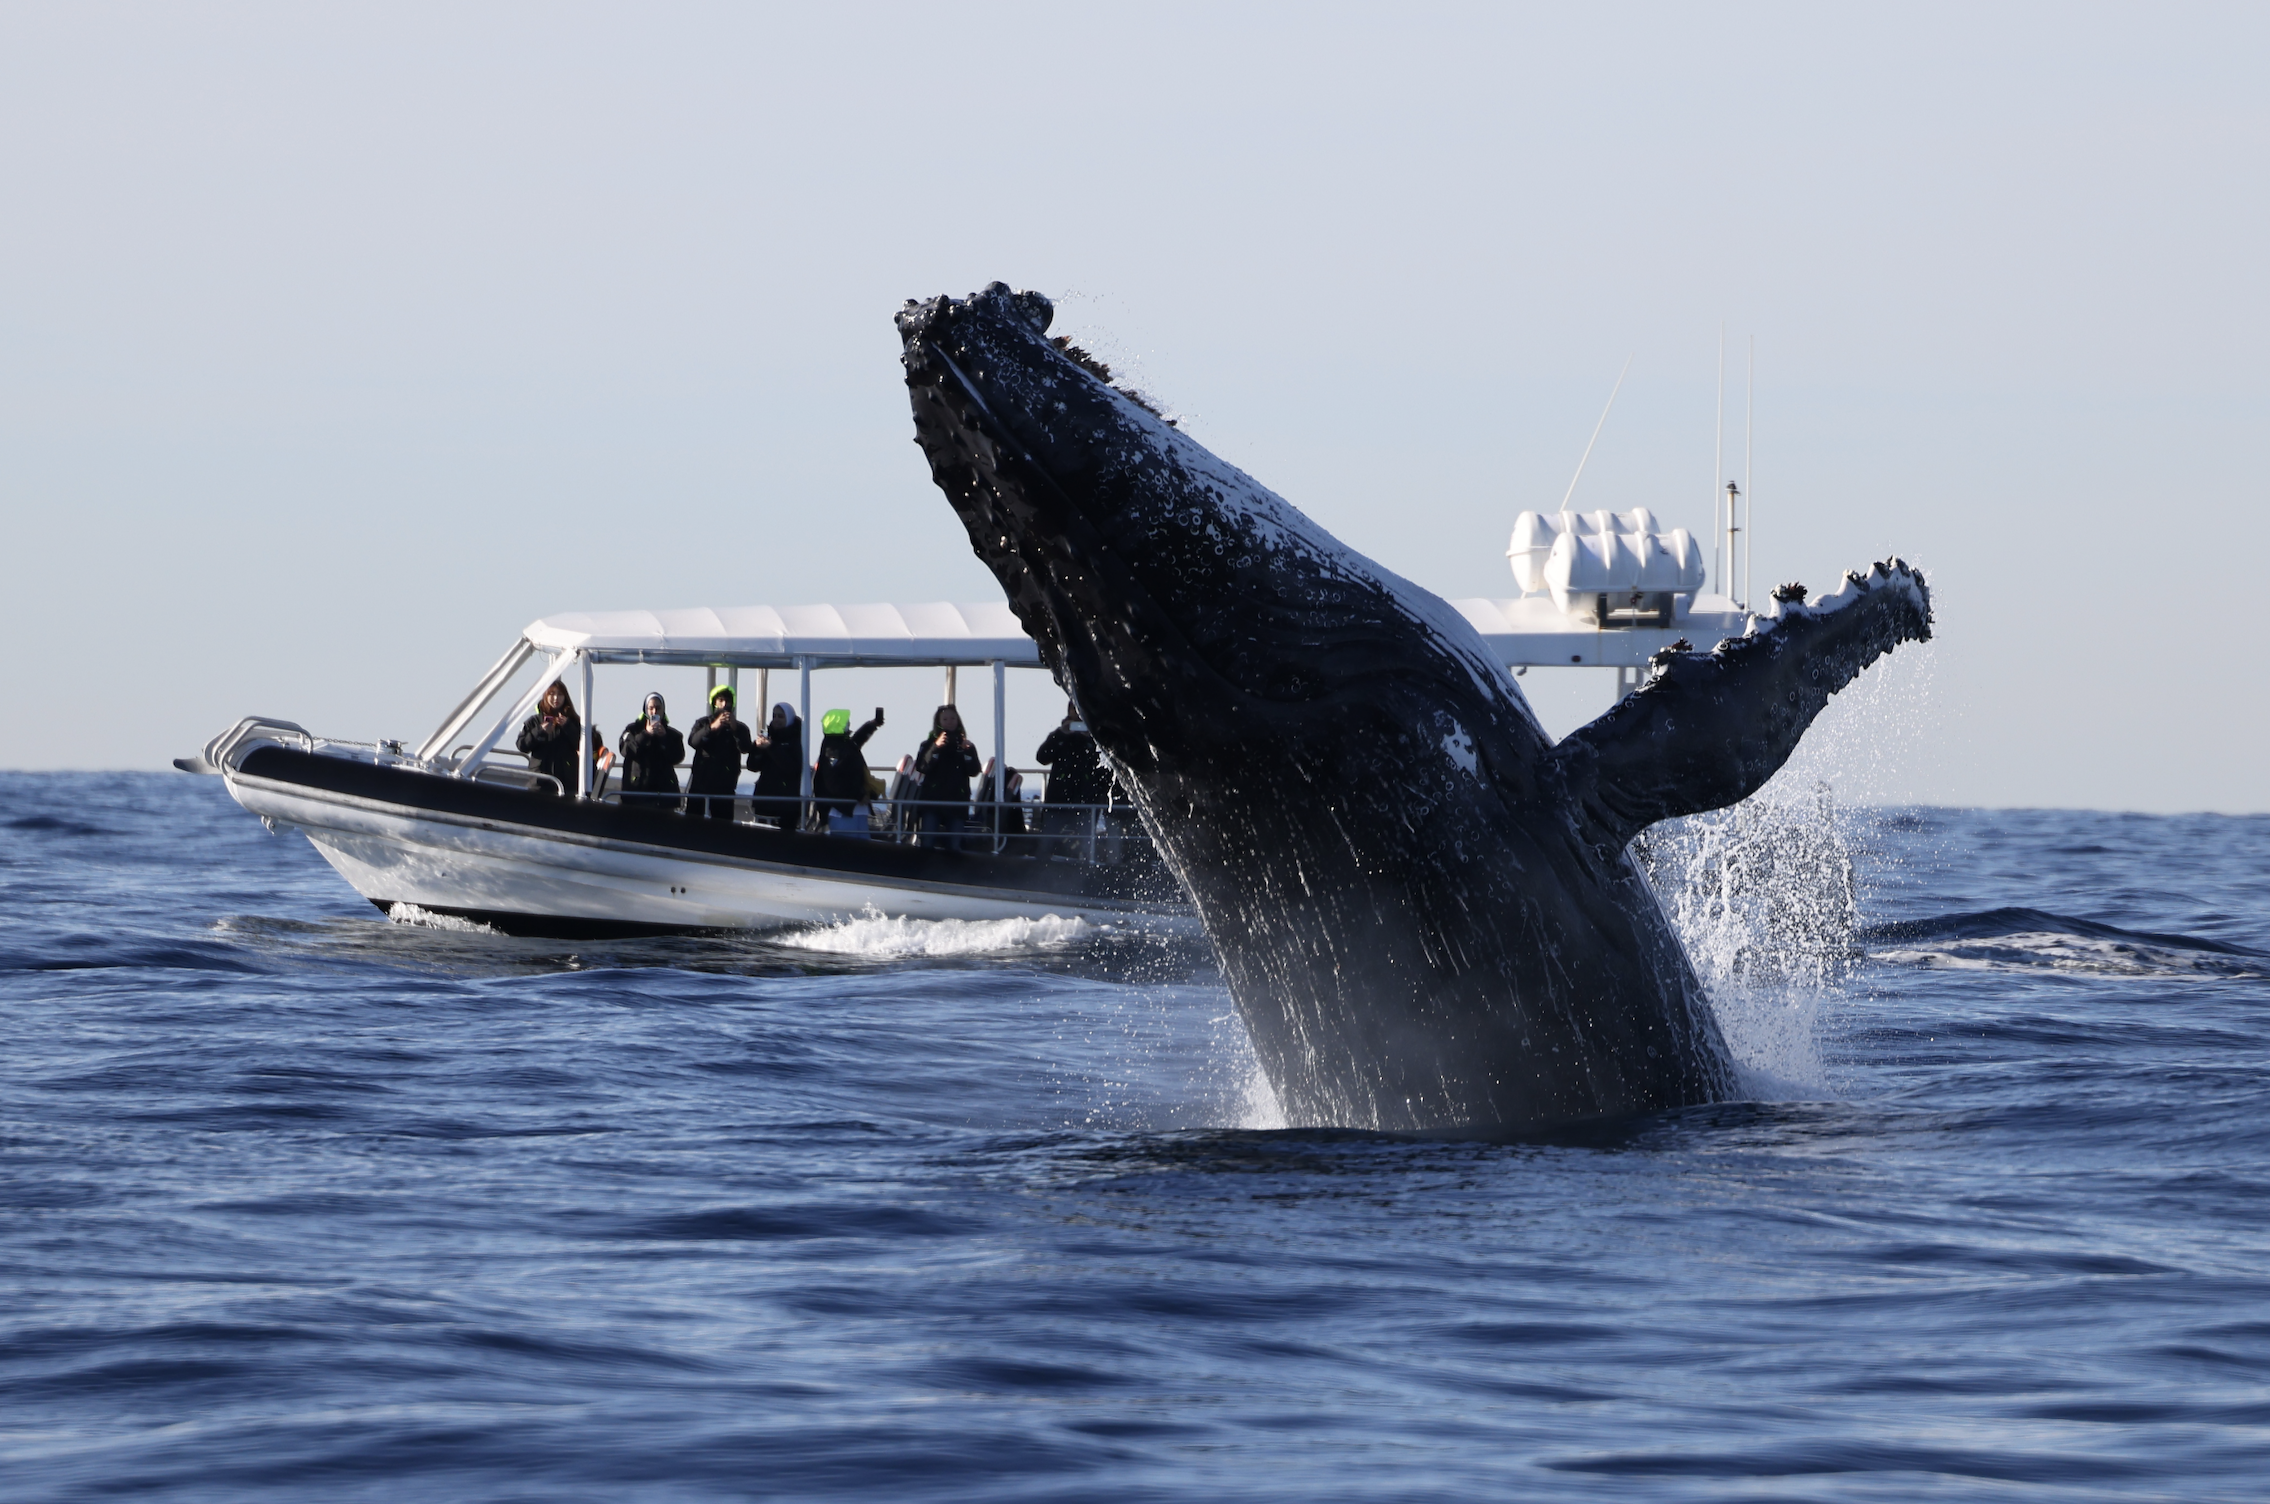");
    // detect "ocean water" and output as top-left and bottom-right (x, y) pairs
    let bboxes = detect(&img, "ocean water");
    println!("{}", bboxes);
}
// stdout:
(4, 772), (2269, 1502)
